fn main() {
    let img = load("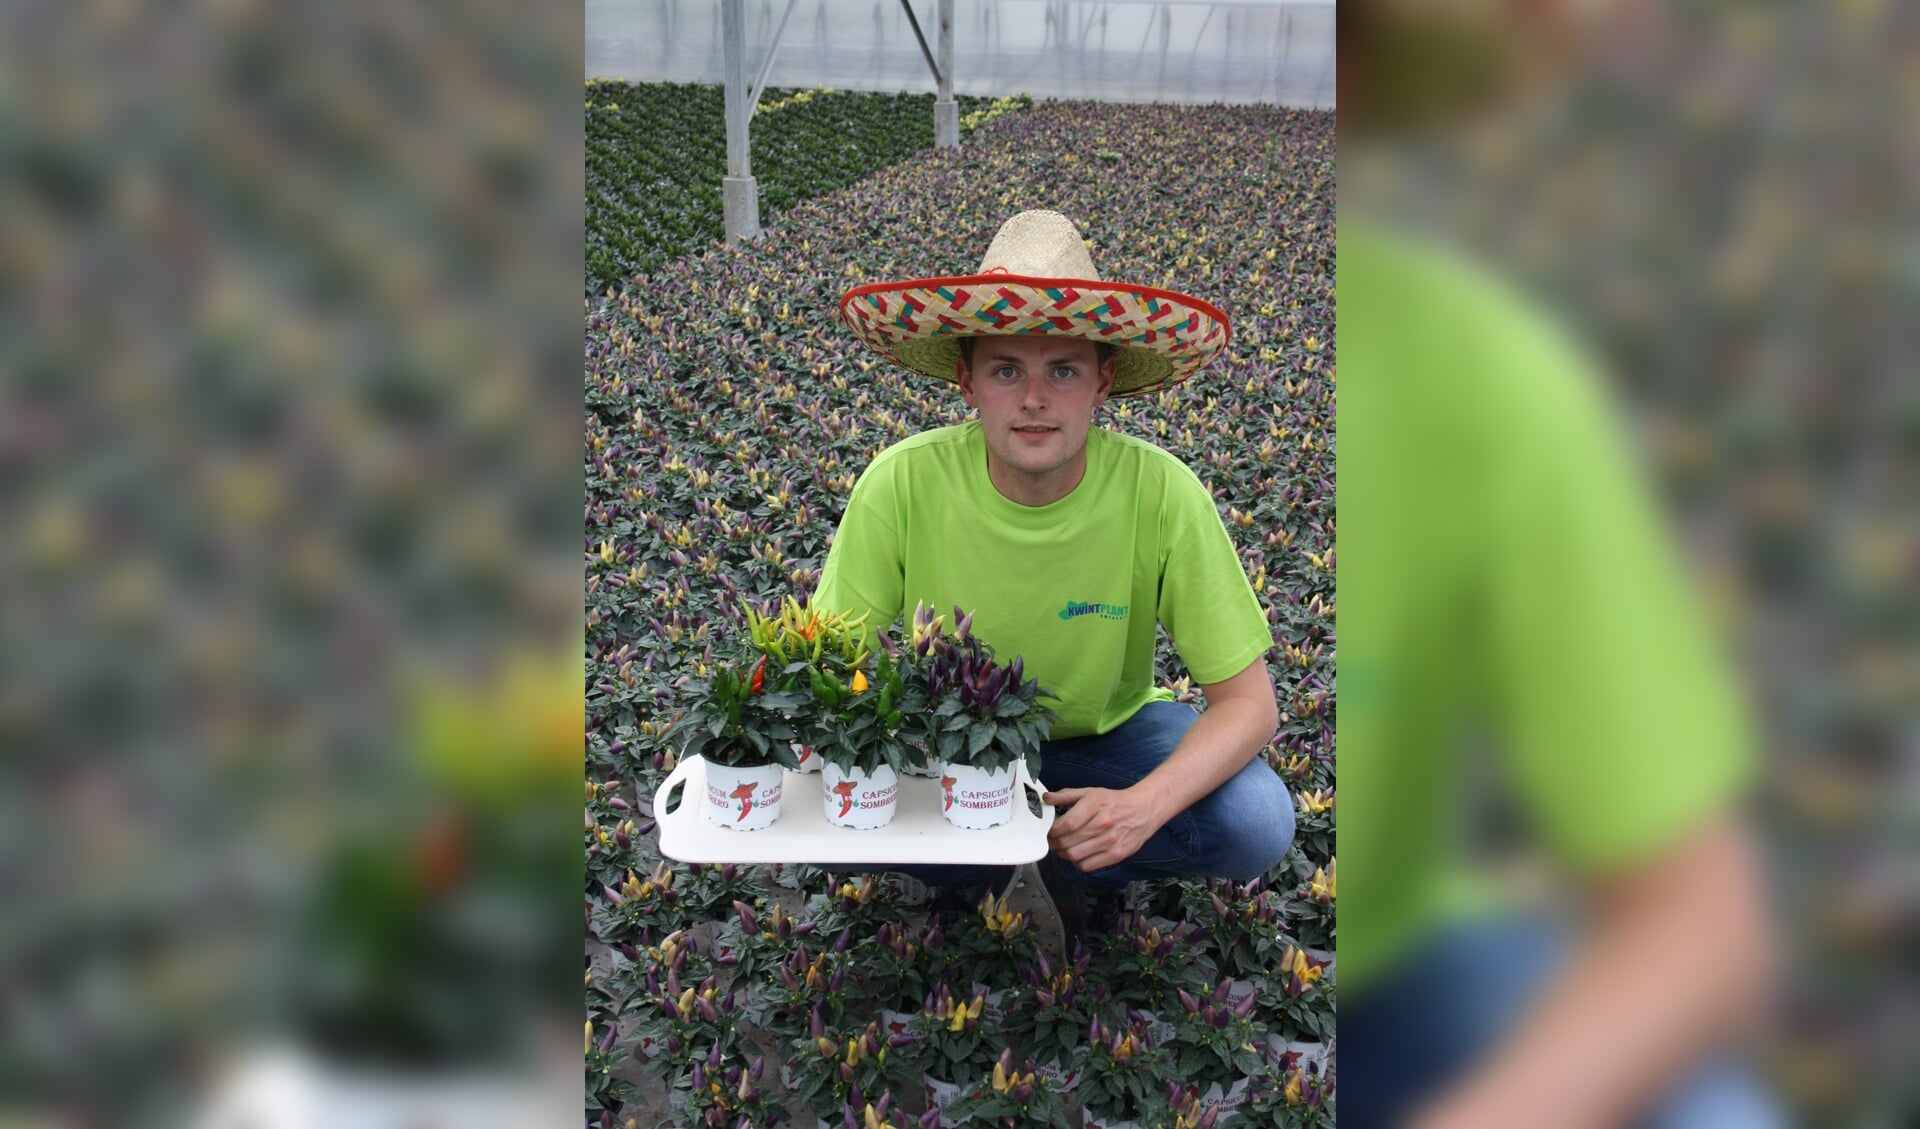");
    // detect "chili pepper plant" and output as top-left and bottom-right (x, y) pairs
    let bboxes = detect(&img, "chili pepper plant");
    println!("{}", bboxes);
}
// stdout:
(786, 1019), (910, 1119)
(941, 889), (1040, 989)
(1259, 944), (1336, 1045)
(1164, 979), (1270, 1089)
(947, 1048), (1073, 1128)
(908, 982), (1002, 1082)
(1088, 910), (1217, 1015)
(899, 601), (1056, 775)
(1175, 876), (1291, 982)
(1076, 1013), (1176, 1125)
(1000, 944), (1105, 1073)
(1243, 1061), (1336, 1128)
